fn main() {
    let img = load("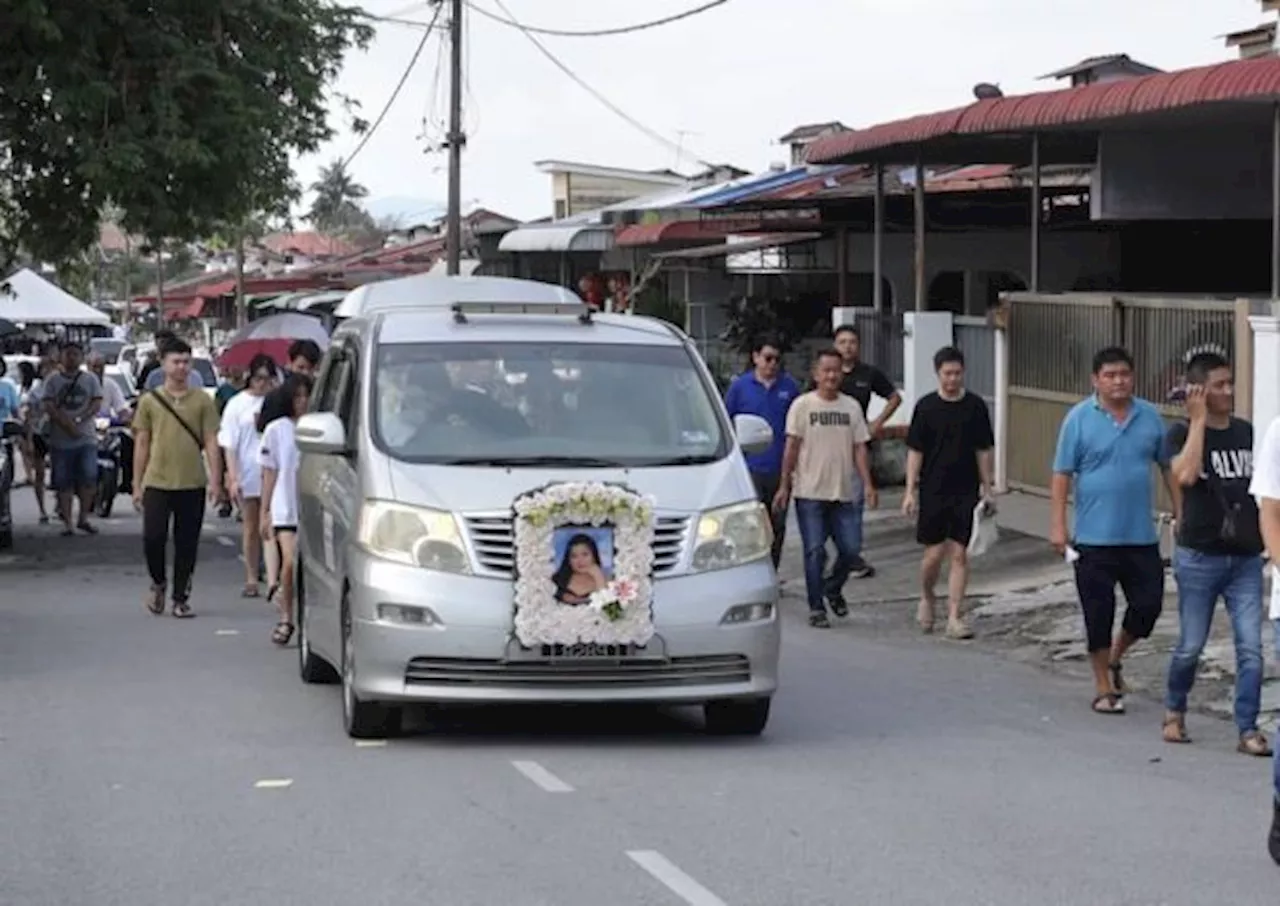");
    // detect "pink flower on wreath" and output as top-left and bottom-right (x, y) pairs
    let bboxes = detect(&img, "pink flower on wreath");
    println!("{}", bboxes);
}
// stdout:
(611, 577), (639, 605)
